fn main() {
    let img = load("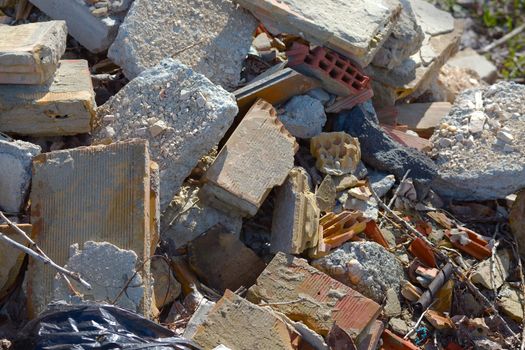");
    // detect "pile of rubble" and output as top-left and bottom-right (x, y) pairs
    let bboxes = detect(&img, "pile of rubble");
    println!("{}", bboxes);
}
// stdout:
(0, 0), (523, 349)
